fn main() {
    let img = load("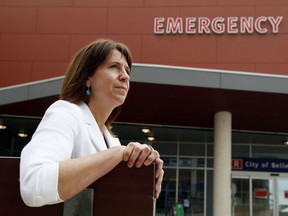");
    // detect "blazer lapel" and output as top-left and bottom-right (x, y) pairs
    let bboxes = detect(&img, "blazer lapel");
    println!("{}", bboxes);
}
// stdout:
(103, 127), (121, 148)
(78, 102), (107, 152)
